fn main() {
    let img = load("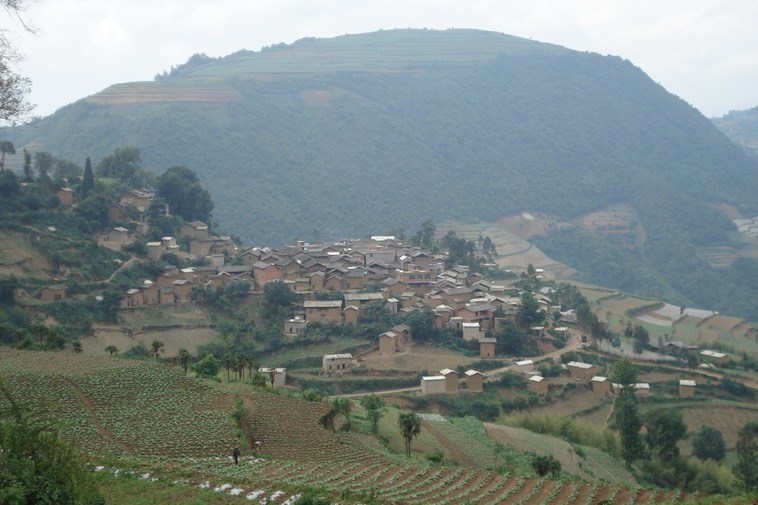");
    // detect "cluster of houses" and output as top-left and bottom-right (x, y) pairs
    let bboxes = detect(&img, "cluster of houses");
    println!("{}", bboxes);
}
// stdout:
(516, 359), (698, 399)
(421, 369), (484, 394)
